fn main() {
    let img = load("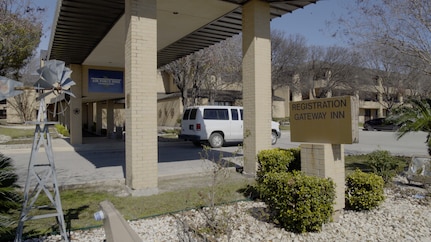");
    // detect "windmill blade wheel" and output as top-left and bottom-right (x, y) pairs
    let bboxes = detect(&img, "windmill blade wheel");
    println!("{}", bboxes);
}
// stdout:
(48, 93), (71, 118)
